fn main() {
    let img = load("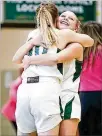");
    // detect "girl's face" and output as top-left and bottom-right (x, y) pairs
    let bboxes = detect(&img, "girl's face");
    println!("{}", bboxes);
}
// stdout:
(57, 11), (79, 31)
